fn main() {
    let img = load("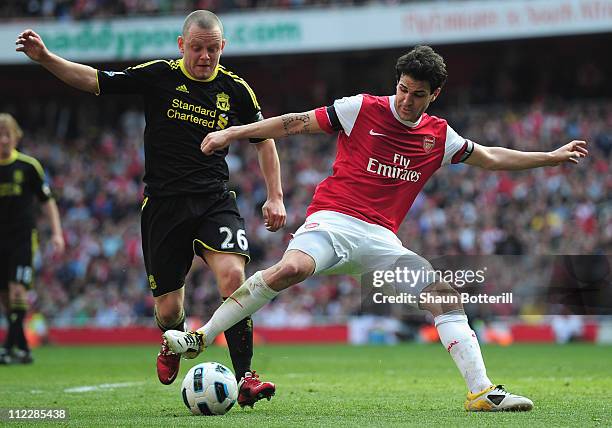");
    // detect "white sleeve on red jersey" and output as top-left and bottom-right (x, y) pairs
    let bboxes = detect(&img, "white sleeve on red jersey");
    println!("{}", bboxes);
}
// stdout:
(442, 124), (474, 165)
(332, 95), (363, 136)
